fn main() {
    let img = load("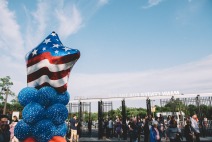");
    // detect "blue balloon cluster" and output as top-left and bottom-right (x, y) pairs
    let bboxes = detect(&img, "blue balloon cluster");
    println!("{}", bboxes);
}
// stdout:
(15, 86), (69, 142)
